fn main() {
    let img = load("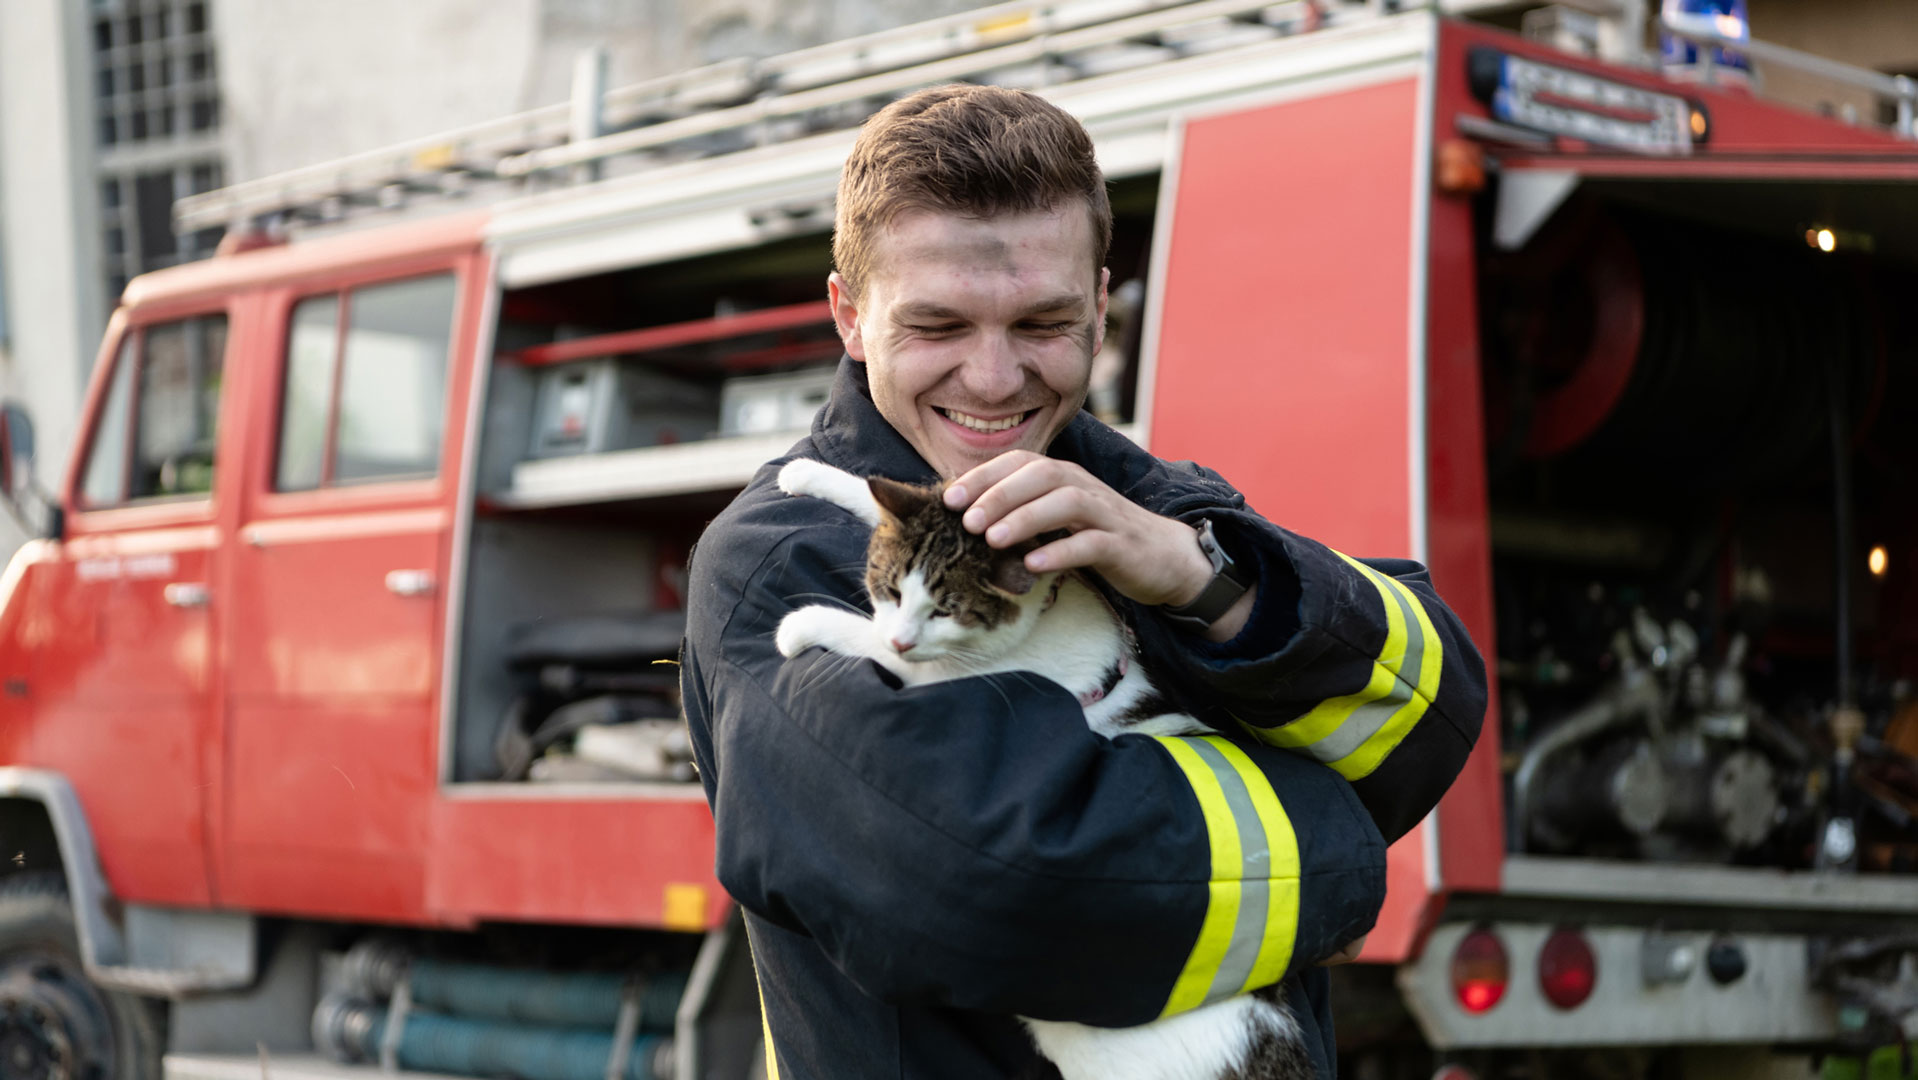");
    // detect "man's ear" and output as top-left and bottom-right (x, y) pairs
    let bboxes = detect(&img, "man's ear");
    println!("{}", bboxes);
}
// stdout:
(868, 476), (932, 520)
(827, 272), (867, 362)
(989, 546), (1038, 596)
(1091, 266), (1111, 357)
